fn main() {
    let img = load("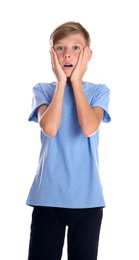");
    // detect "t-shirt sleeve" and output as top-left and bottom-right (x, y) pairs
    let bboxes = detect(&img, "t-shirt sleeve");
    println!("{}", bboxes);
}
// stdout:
(90, 84), (111, 123)
(28, 83), (52, 123)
